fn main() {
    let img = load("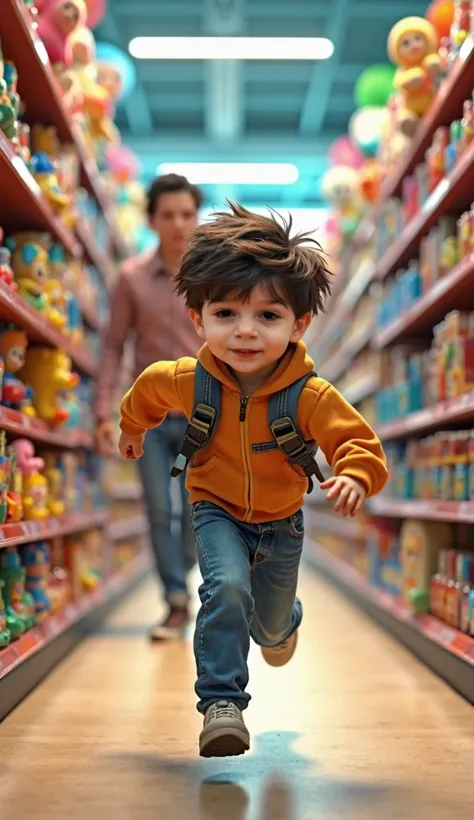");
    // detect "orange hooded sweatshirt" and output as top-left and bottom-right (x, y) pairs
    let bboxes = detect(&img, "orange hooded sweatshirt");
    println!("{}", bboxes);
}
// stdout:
(120, 341), (387, 524)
